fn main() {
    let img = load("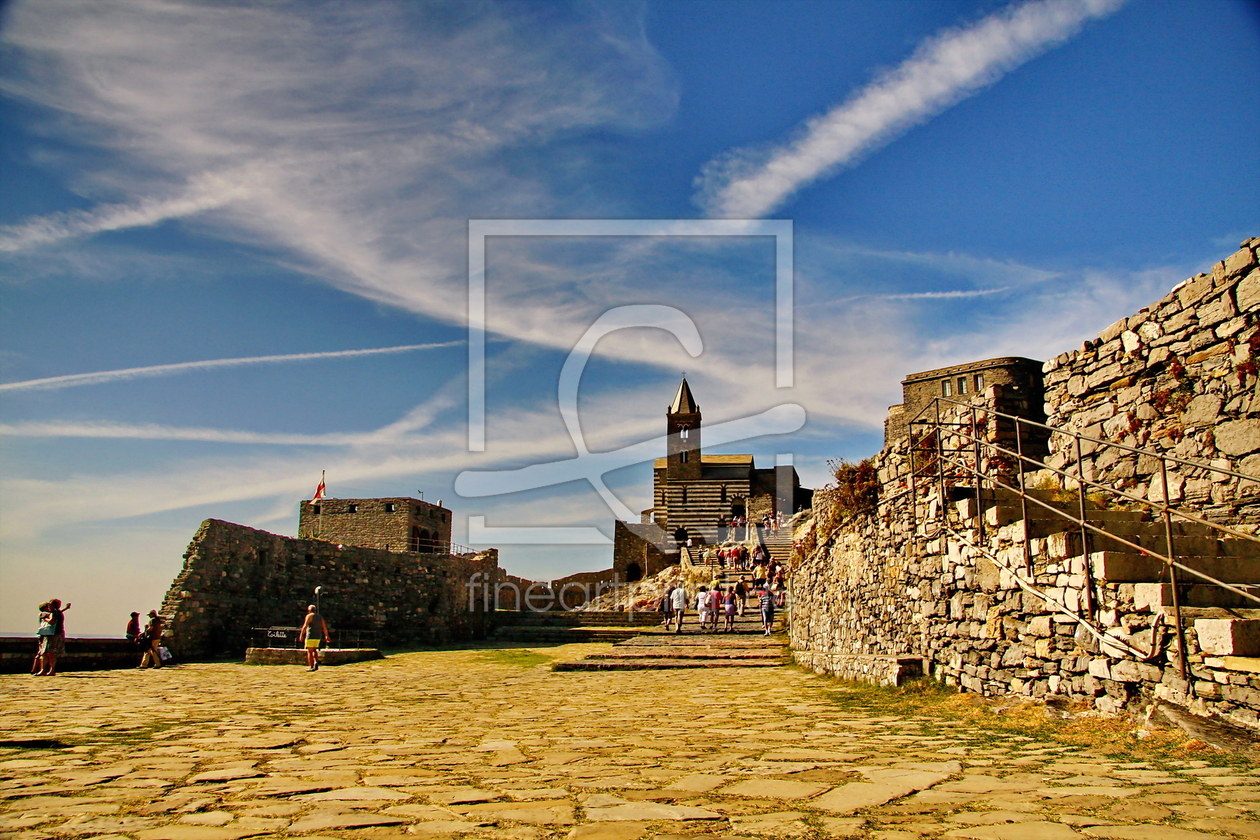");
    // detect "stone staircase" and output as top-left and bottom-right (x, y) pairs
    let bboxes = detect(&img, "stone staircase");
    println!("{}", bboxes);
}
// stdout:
(550, 587), (789, 671)
(491, 610), (660, 644)
(956, 487), (1260, 659)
